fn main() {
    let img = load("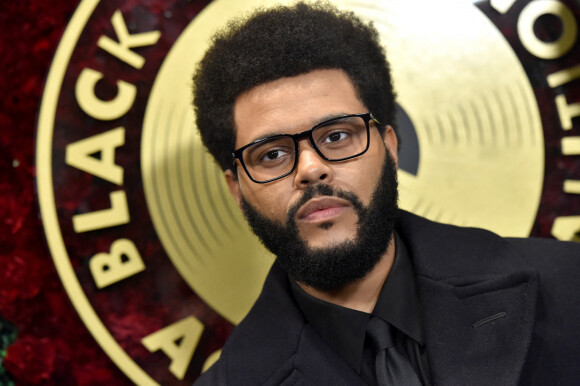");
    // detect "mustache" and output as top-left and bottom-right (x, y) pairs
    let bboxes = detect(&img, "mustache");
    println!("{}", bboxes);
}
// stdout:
(286, 184), (365, 225)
